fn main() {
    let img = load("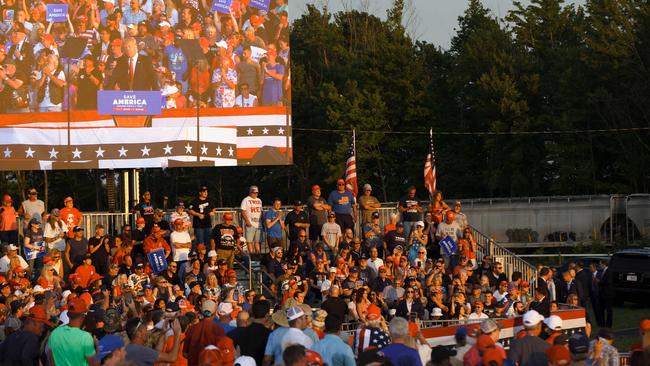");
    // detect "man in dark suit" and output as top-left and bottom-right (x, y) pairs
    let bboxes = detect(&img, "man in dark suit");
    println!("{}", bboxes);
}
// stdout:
(8, 23), (34, 77)
(597, 259), (614, 328)
(574, 261), (591, 308)
(107, 37), (158, 90)
(529, 286), (551, 317)
(557, 270), (582, 304)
